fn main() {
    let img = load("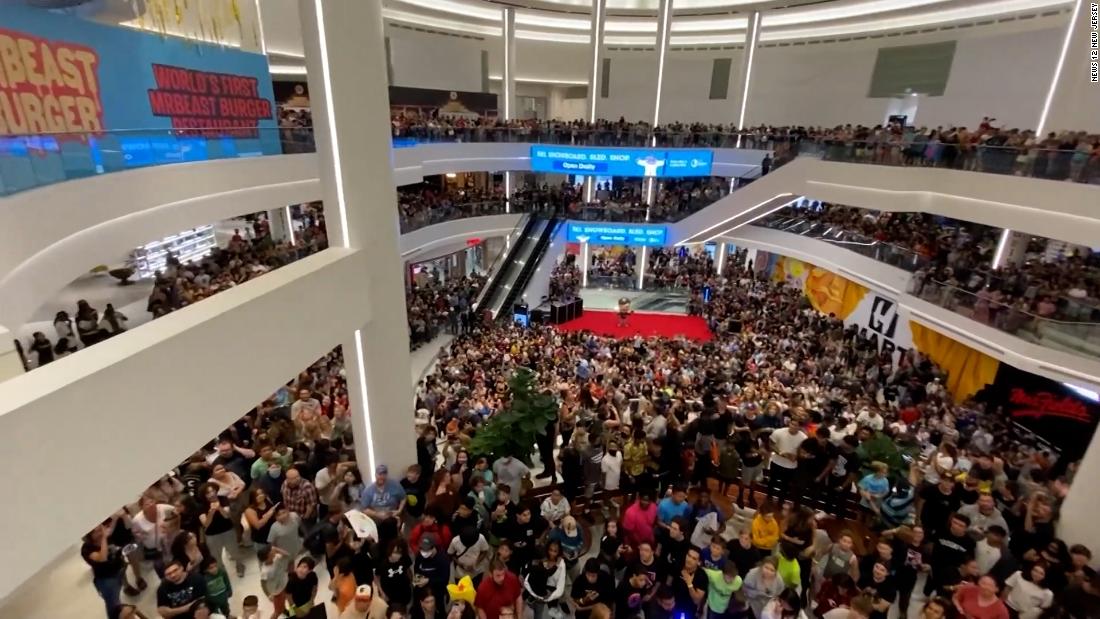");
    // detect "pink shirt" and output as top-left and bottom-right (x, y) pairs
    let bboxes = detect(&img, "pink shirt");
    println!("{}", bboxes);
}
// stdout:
(622, 502), (658, 548)
(955, 585), (1010, 619)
